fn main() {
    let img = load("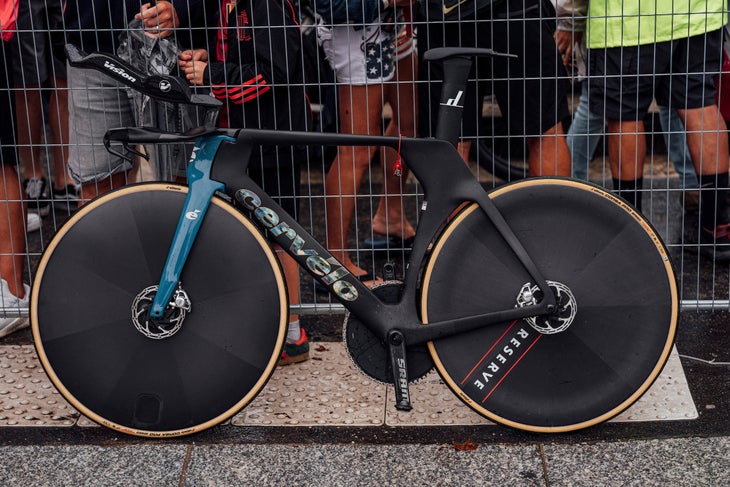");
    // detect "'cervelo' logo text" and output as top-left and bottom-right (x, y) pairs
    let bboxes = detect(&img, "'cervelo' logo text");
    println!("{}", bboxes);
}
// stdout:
(103, 61), (137, 83)
(236, 189), (359, 302)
